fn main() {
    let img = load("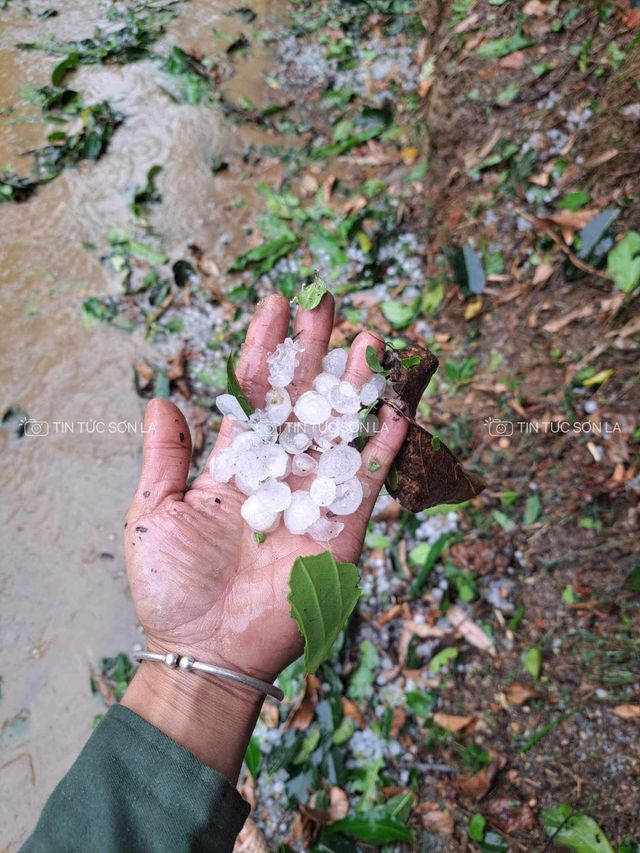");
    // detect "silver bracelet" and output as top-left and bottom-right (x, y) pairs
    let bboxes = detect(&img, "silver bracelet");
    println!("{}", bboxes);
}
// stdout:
(133, 650), (284, 702)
